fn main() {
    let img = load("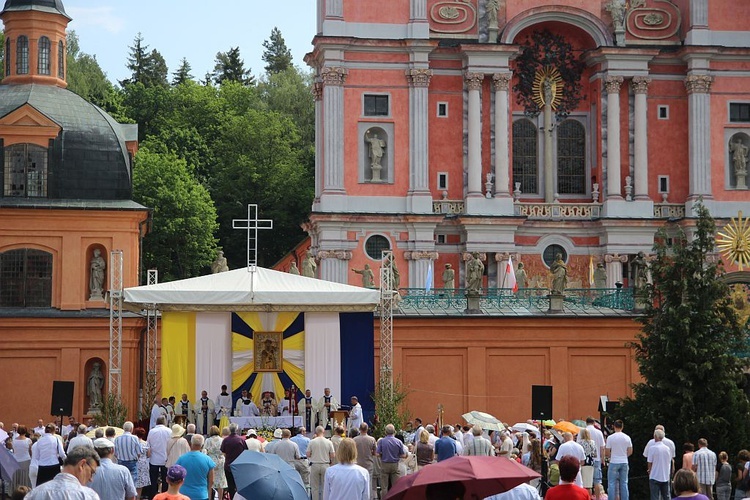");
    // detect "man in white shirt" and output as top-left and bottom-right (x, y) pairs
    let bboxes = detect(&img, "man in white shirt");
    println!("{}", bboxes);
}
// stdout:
(348, 396), (363, 431)
(577, 417), (606, 488)
(35, 423), (67, 486)
(67, 424), (94, 453)
(556, 432), (586, 487)
(62, 416), (76, 438)
(647, 429), (672, 500)
(485, 482), (542, 500)
(150, 397), (167, 430)
(33, 419), (46, 436)
(605, 420), (633, 500)
(643, 424), (676, 472)
(147, 415), (172, 496)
